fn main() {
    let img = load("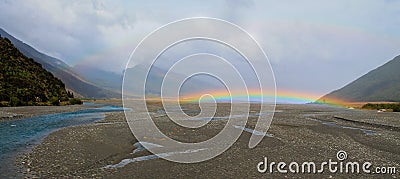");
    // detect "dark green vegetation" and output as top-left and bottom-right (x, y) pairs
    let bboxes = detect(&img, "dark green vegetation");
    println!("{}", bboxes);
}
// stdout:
(0, 36), (69, 106)
(0, 28), (120, 99)
(68, 98), (83, 105)
(320, 55), (400, 102)
(362, 103), (400, 112)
